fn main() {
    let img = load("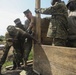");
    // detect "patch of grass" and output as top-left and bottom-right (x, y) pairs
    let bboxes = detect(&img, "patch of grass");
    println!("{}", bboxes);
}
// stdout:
(3, 61), (13, 68)
(28, 50), (33, 60)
